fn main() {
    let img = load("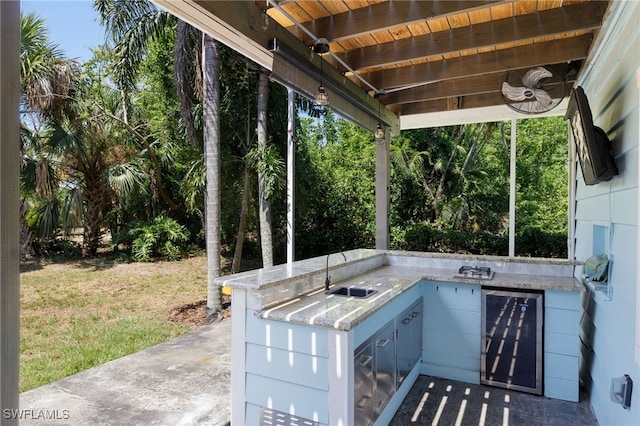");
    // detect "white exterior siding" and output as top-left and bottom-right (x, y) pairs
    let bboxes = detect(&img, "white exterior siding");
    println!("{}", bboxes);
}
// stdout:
(573, 1), (640, 424)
